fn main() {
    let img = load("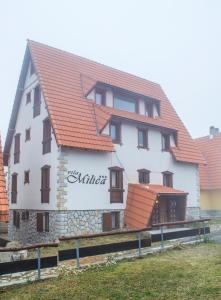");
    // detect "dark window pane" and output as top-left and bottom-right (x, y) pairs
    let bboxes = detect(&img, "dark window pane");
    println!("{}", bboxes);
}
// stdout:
(43, 119), (51, 154)
(114, 96), (136, 113)
(33, 85), (41, 118)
